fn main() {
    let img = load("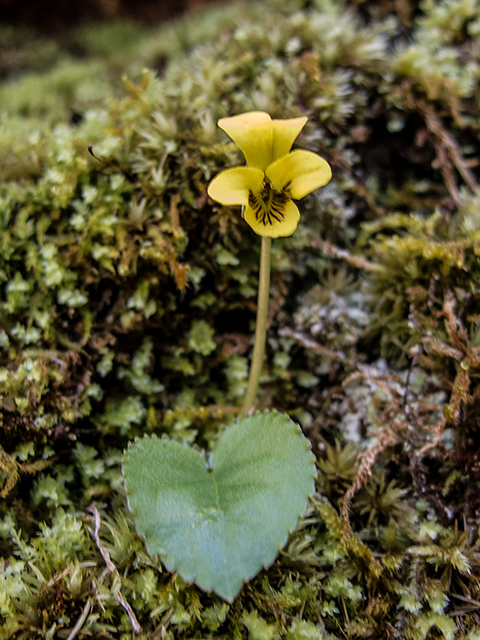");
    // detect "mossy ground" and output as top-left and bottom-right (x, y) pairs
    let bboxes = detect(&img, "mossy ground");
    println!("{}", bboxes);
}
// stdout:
(1, 0), (480, 637)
